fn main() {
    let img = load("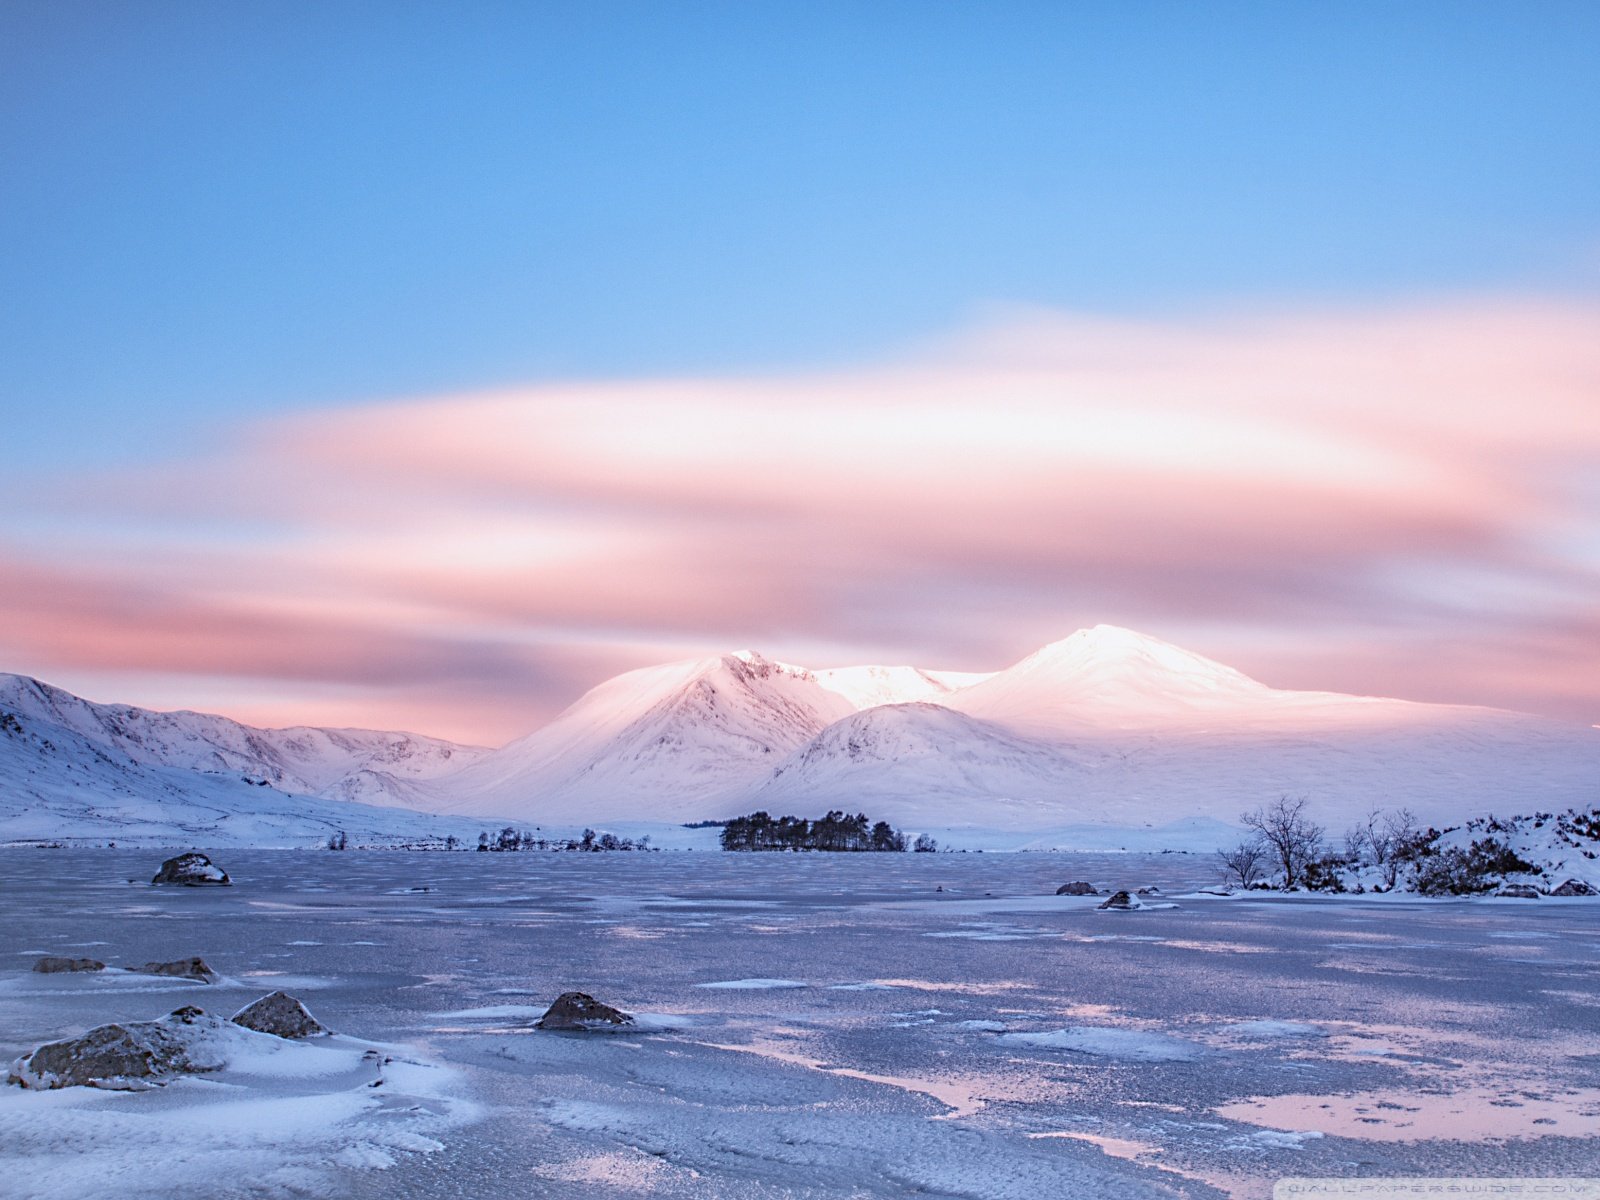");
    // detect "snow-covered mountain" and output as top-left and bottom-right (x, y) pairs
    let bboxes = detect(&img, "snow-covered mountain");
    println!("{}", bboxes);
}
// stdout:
(946, 625), (1273, 731)
(434, 651), (857, 825)
(755, 627), (1600, 837)
(813, 664), (992, 709)
(4, 626), (1597, 848)
(0, 674), (489, 846)
(415, 625), (1598, 841)
(0, 675), (488, 808)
